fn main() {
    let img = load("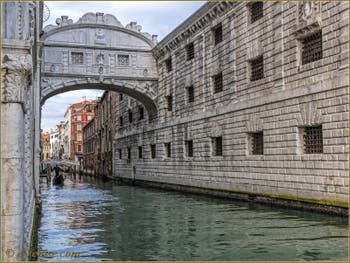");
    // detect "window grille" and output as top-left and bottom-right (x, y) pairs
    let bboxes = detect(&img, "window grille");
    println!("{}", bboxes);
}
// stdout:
(166, 95), (173, 111)
(213, 72), (223, 93)
(165, 57), (172, 72)
(303, 126), (323, 154)
(71, 52), (83, 64)
(187, 86), (194, 103)
(186, 140), (193, 157)
(250, 2), (263, 23)
(118, 54), (129, 66)
(213, 137), (223, 156)
(250, 55), (264, 81)
(139, 106), (144, 120)
(251, 132), (263, 155)
(127, 147), (131, 160)
(119, 116), (123, 127)
(128, 110), (133, 123)
(151, 144), (156, 159)
(165, 143), (171, 158)
(186, 42), (195, 61)
(214, 24), (223, 45)
(138, 146), (143, 159)
(301, 31), (322, 65)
